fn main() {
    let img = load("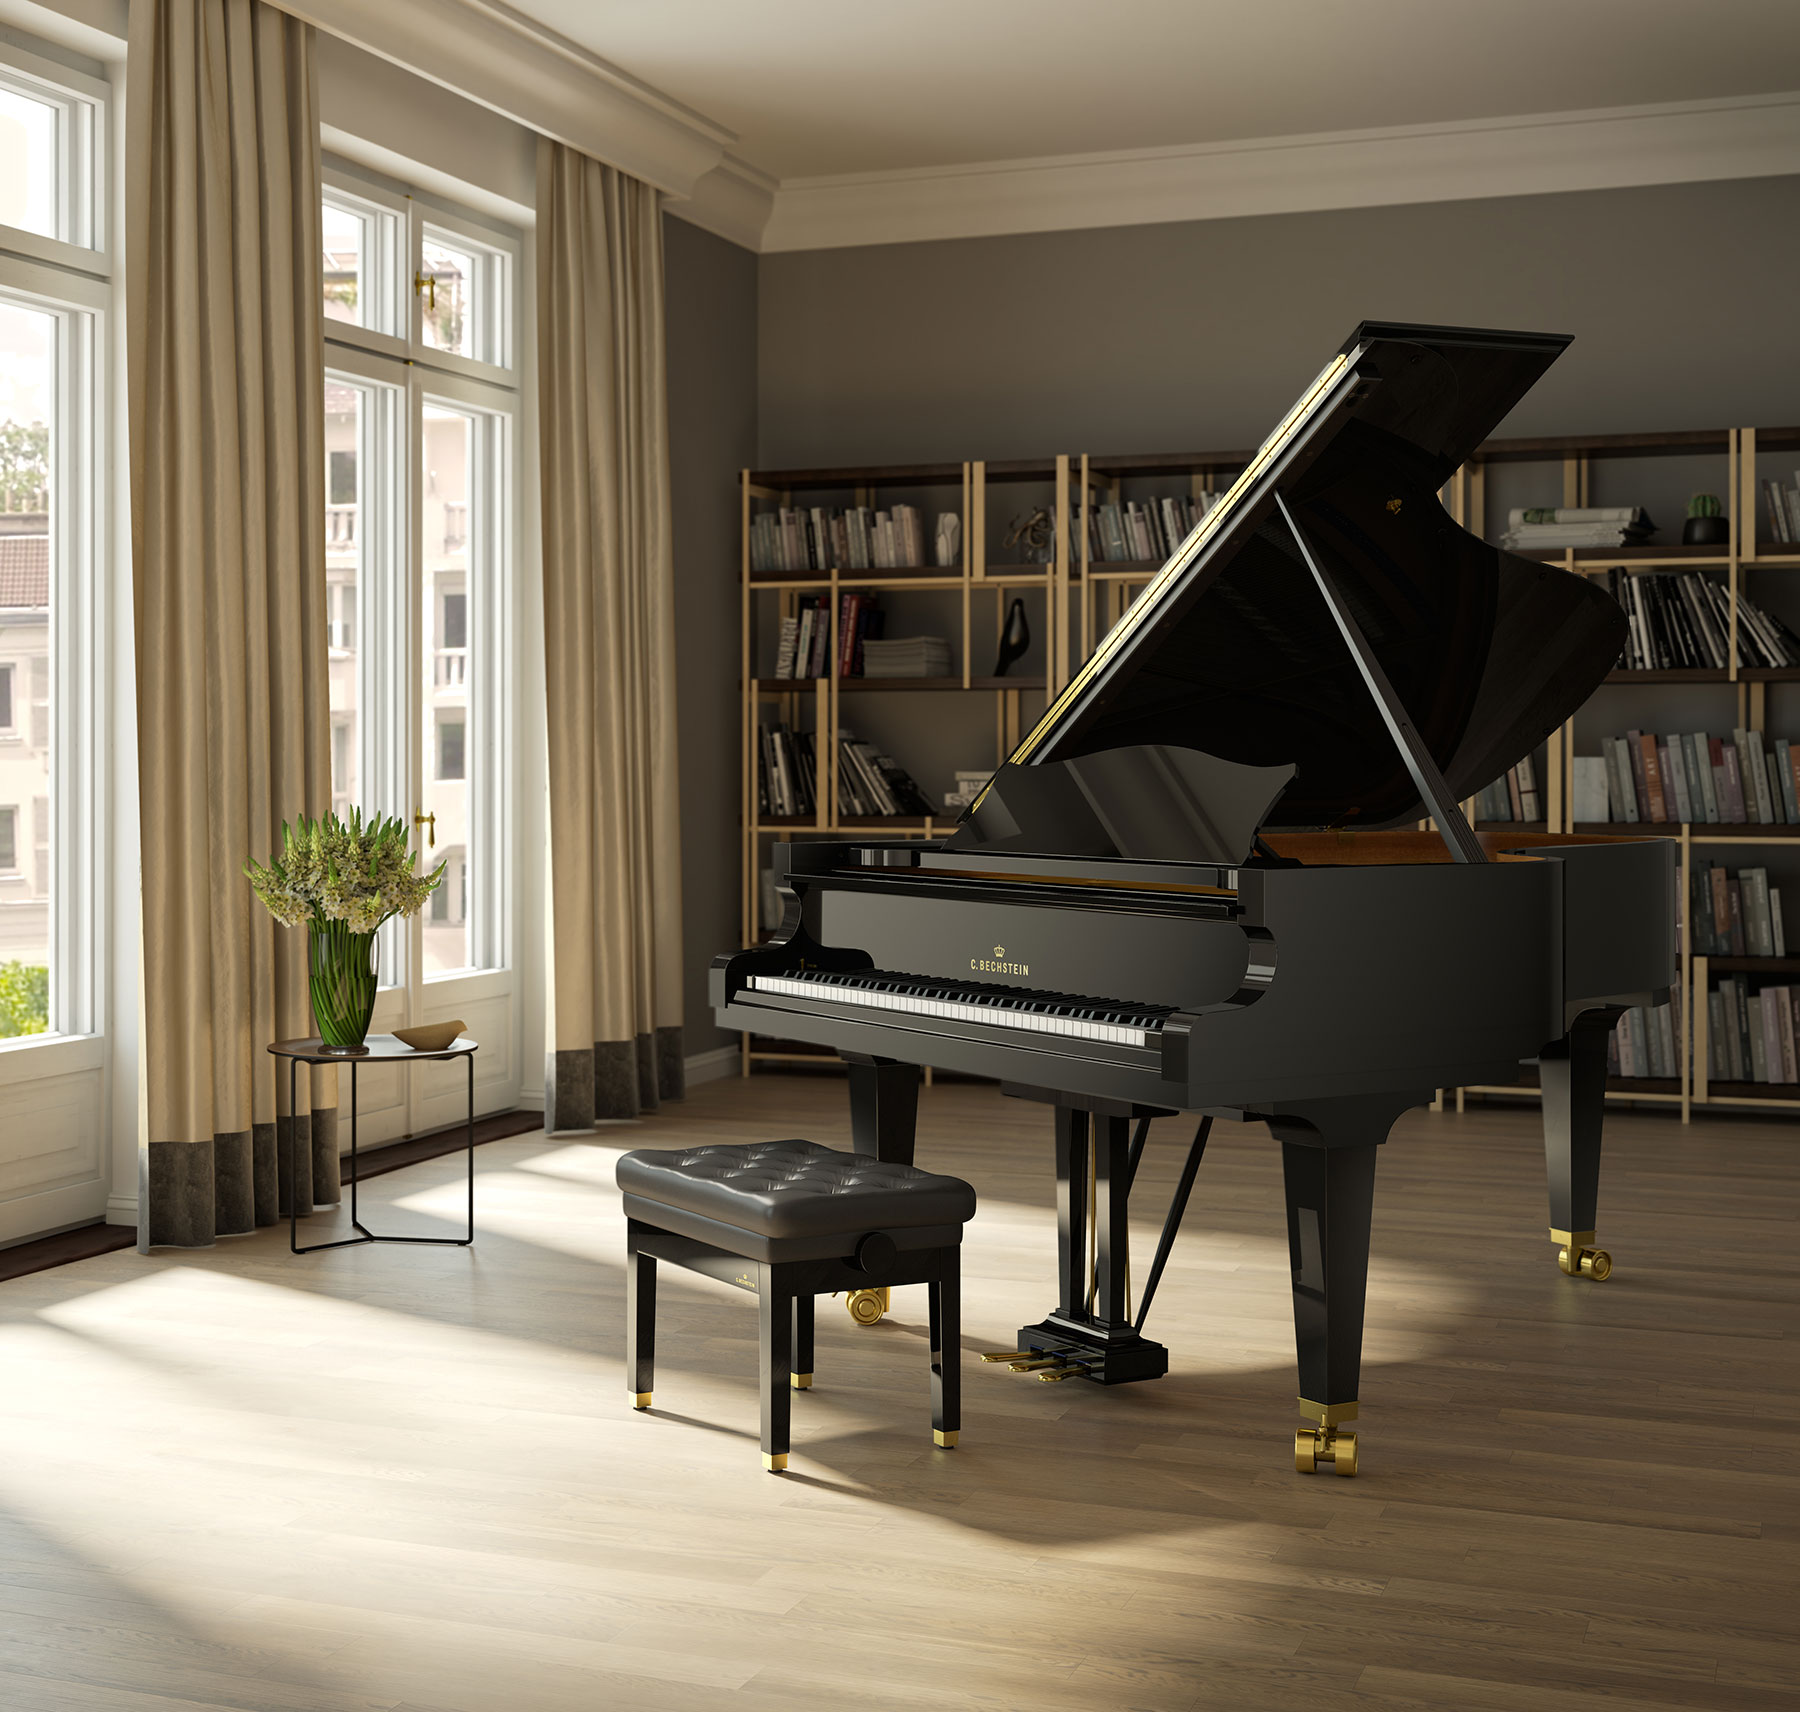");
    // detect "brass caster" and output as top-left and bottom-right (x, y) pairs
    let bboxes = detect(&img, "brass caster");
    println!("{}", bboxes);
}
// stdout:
(846, 1288), (888, 1326)
(1295, 1426), (1358, 1476)
(631, 1391), (652, 1411)
(1553, 1229), (1613, 1280)
(763, 1453), (788, 1473)
(790, 1372), (813, 1390)
(933, 1429), (958, 1448)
